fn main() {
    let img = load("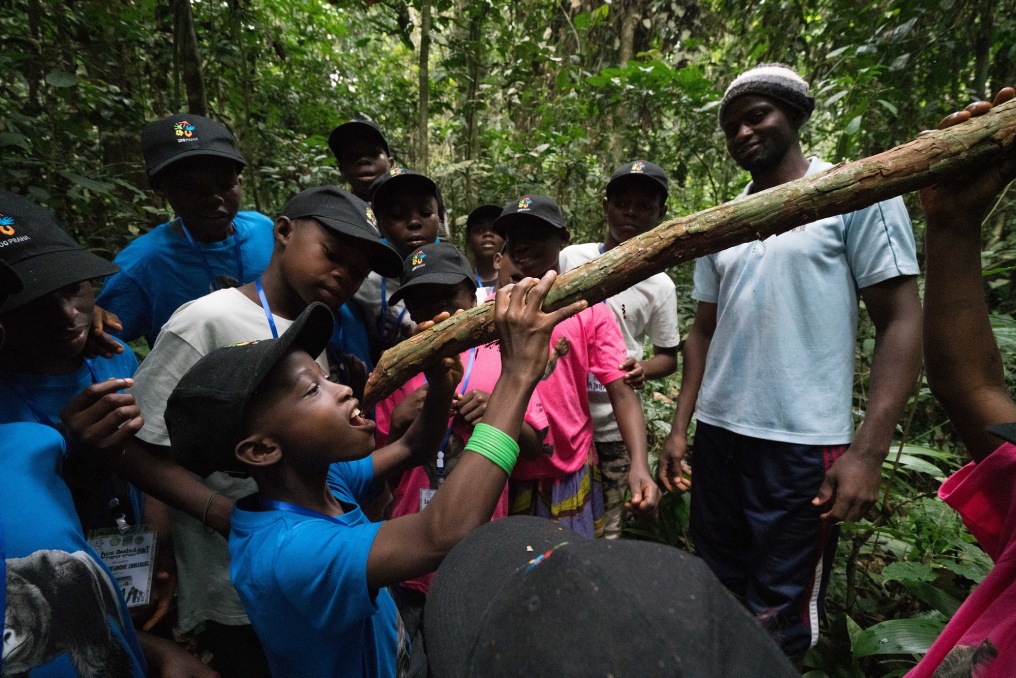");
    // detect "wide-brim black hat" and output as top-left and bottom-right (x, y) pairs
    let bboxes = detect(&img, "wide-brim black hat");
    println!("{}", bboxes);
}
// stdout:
(389, 242), (476, 306)
(493, 194), (566, 237)
(0, 190), (118, 313)
(282, 185), (403, 278)
(142, 113), (247, 177)
(426, 516), (799, 677)
(165, 302), (334, 478)
(328, 119), (391, 160)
